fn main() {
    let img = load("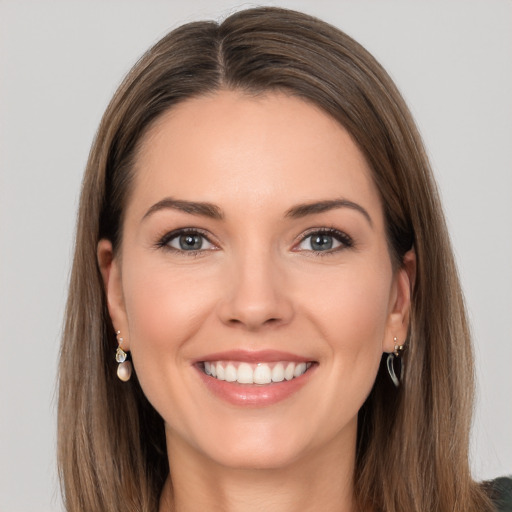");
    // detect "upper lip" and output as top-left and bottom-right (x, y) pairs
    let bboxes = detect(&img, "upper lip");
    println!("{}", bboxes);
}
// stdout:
(195, 349), (314, 364)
